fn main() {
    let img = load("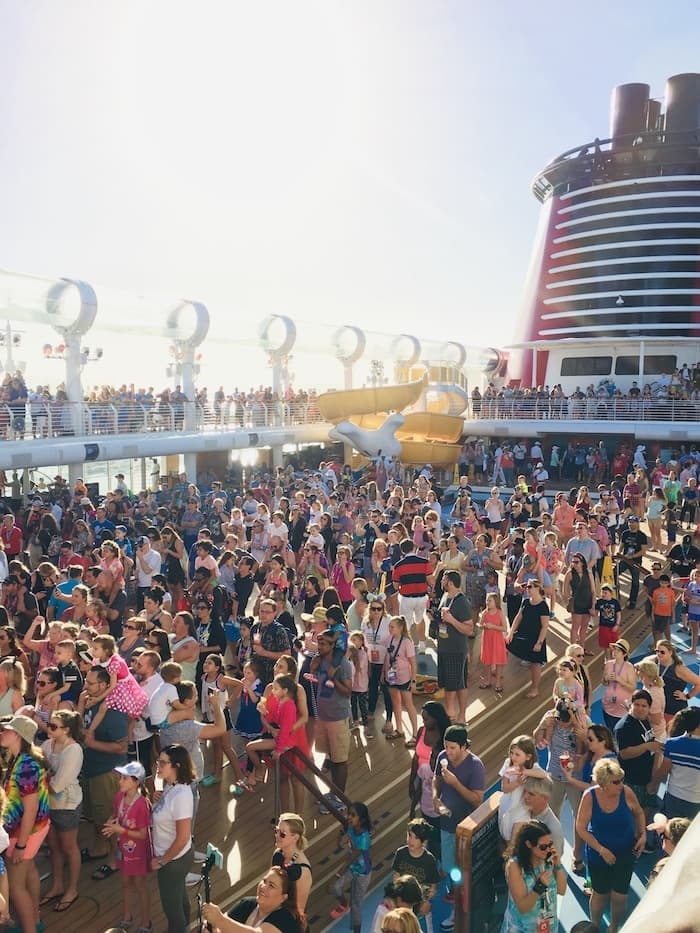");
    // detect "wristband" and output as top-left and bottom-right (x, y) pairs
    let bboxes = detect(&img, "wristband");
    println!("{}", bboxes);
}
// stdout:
(533, 880), (547, 895)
